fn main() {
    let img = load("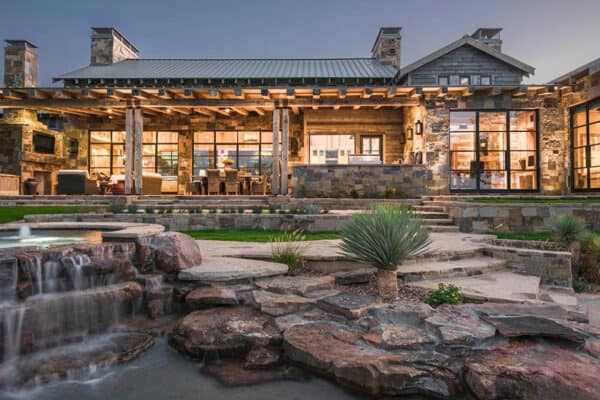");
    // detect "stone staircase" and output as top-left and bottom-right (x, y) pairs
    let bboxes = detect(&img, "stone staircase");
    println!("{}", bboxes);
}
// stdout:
(411, 197), (459, 233)
(132, 195), (270, 211)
